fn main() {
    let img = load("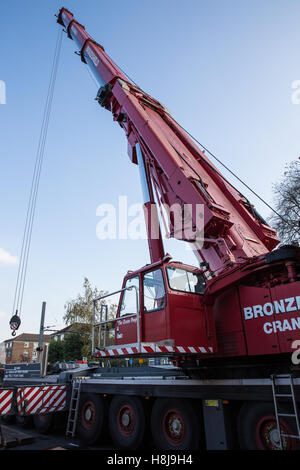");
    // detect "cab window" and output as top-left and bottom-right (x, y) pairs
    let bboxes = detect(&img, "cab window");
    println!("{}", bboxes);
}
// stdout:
(166, 267), (206, 294)
(143, 269), (165, 312)
(120, 276), (139, 316)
